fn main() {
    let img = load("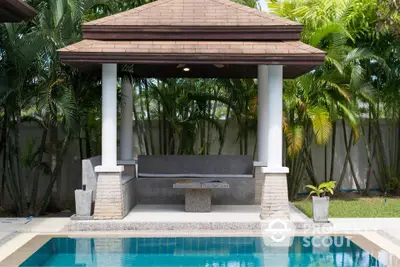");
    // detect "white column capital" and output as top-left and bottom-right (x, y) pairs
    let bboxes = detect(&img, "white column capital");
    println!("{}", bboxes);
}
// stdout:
(261, 167), (289, 174)
(95, 165), (124, 173)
